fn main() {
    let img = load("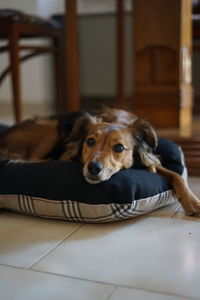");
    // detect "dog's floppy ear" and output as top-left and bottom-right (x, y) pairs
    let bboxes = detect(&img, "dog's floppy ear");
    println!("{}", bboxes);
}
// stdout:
(131, 118), (160, 169)
(60, 113), (95, 161)
(133, 118), (157, 148)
